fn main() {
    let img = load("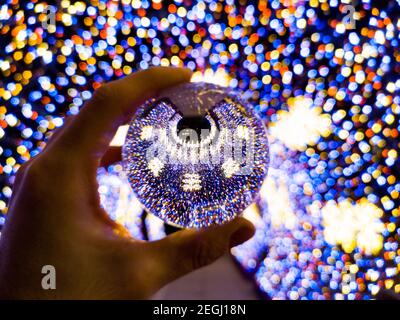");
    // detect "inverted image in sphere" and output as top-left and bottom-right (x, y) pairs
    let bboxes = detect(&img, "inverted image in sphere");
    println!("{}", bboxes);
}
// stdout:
(123, 82), (269, 228)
